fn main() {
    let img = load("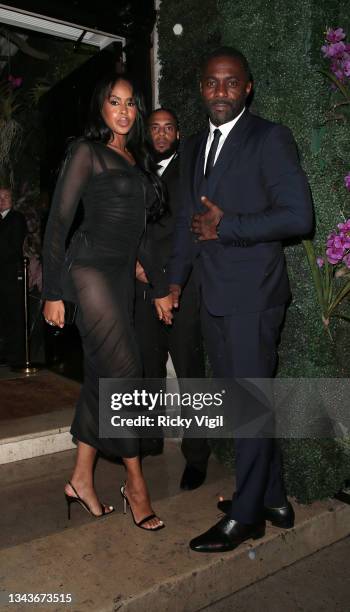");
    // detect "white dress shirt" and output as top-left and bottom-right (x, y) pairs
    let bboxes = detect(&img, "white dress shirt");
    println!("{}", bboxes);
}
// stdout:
(204, 107), (246, 173)
(157, 153), (176, 176)
(0, 208), (11, 220)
